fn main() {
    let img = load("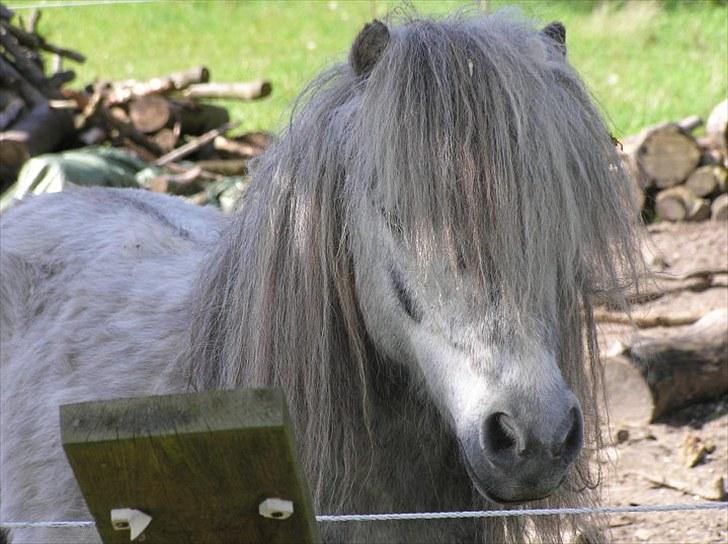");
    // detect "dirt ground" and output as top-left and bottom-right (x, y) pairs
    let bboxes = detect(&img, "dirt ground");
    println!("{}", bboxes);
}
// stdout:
(596, 220), (728, 543)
